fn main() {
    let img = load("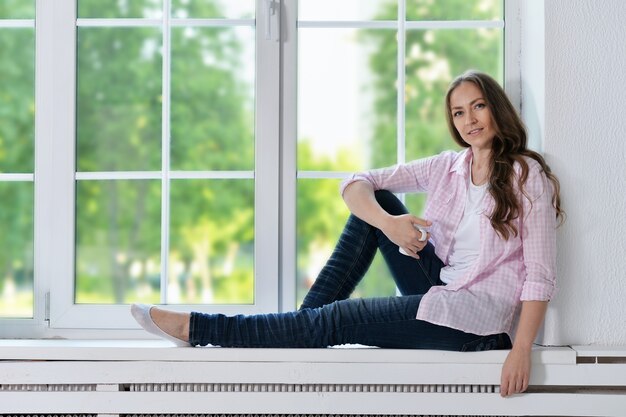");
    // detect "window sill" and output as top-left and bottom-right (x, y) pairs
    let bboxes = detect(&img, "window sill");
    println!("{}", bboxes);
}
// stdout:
(0, 338), (574, 363)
